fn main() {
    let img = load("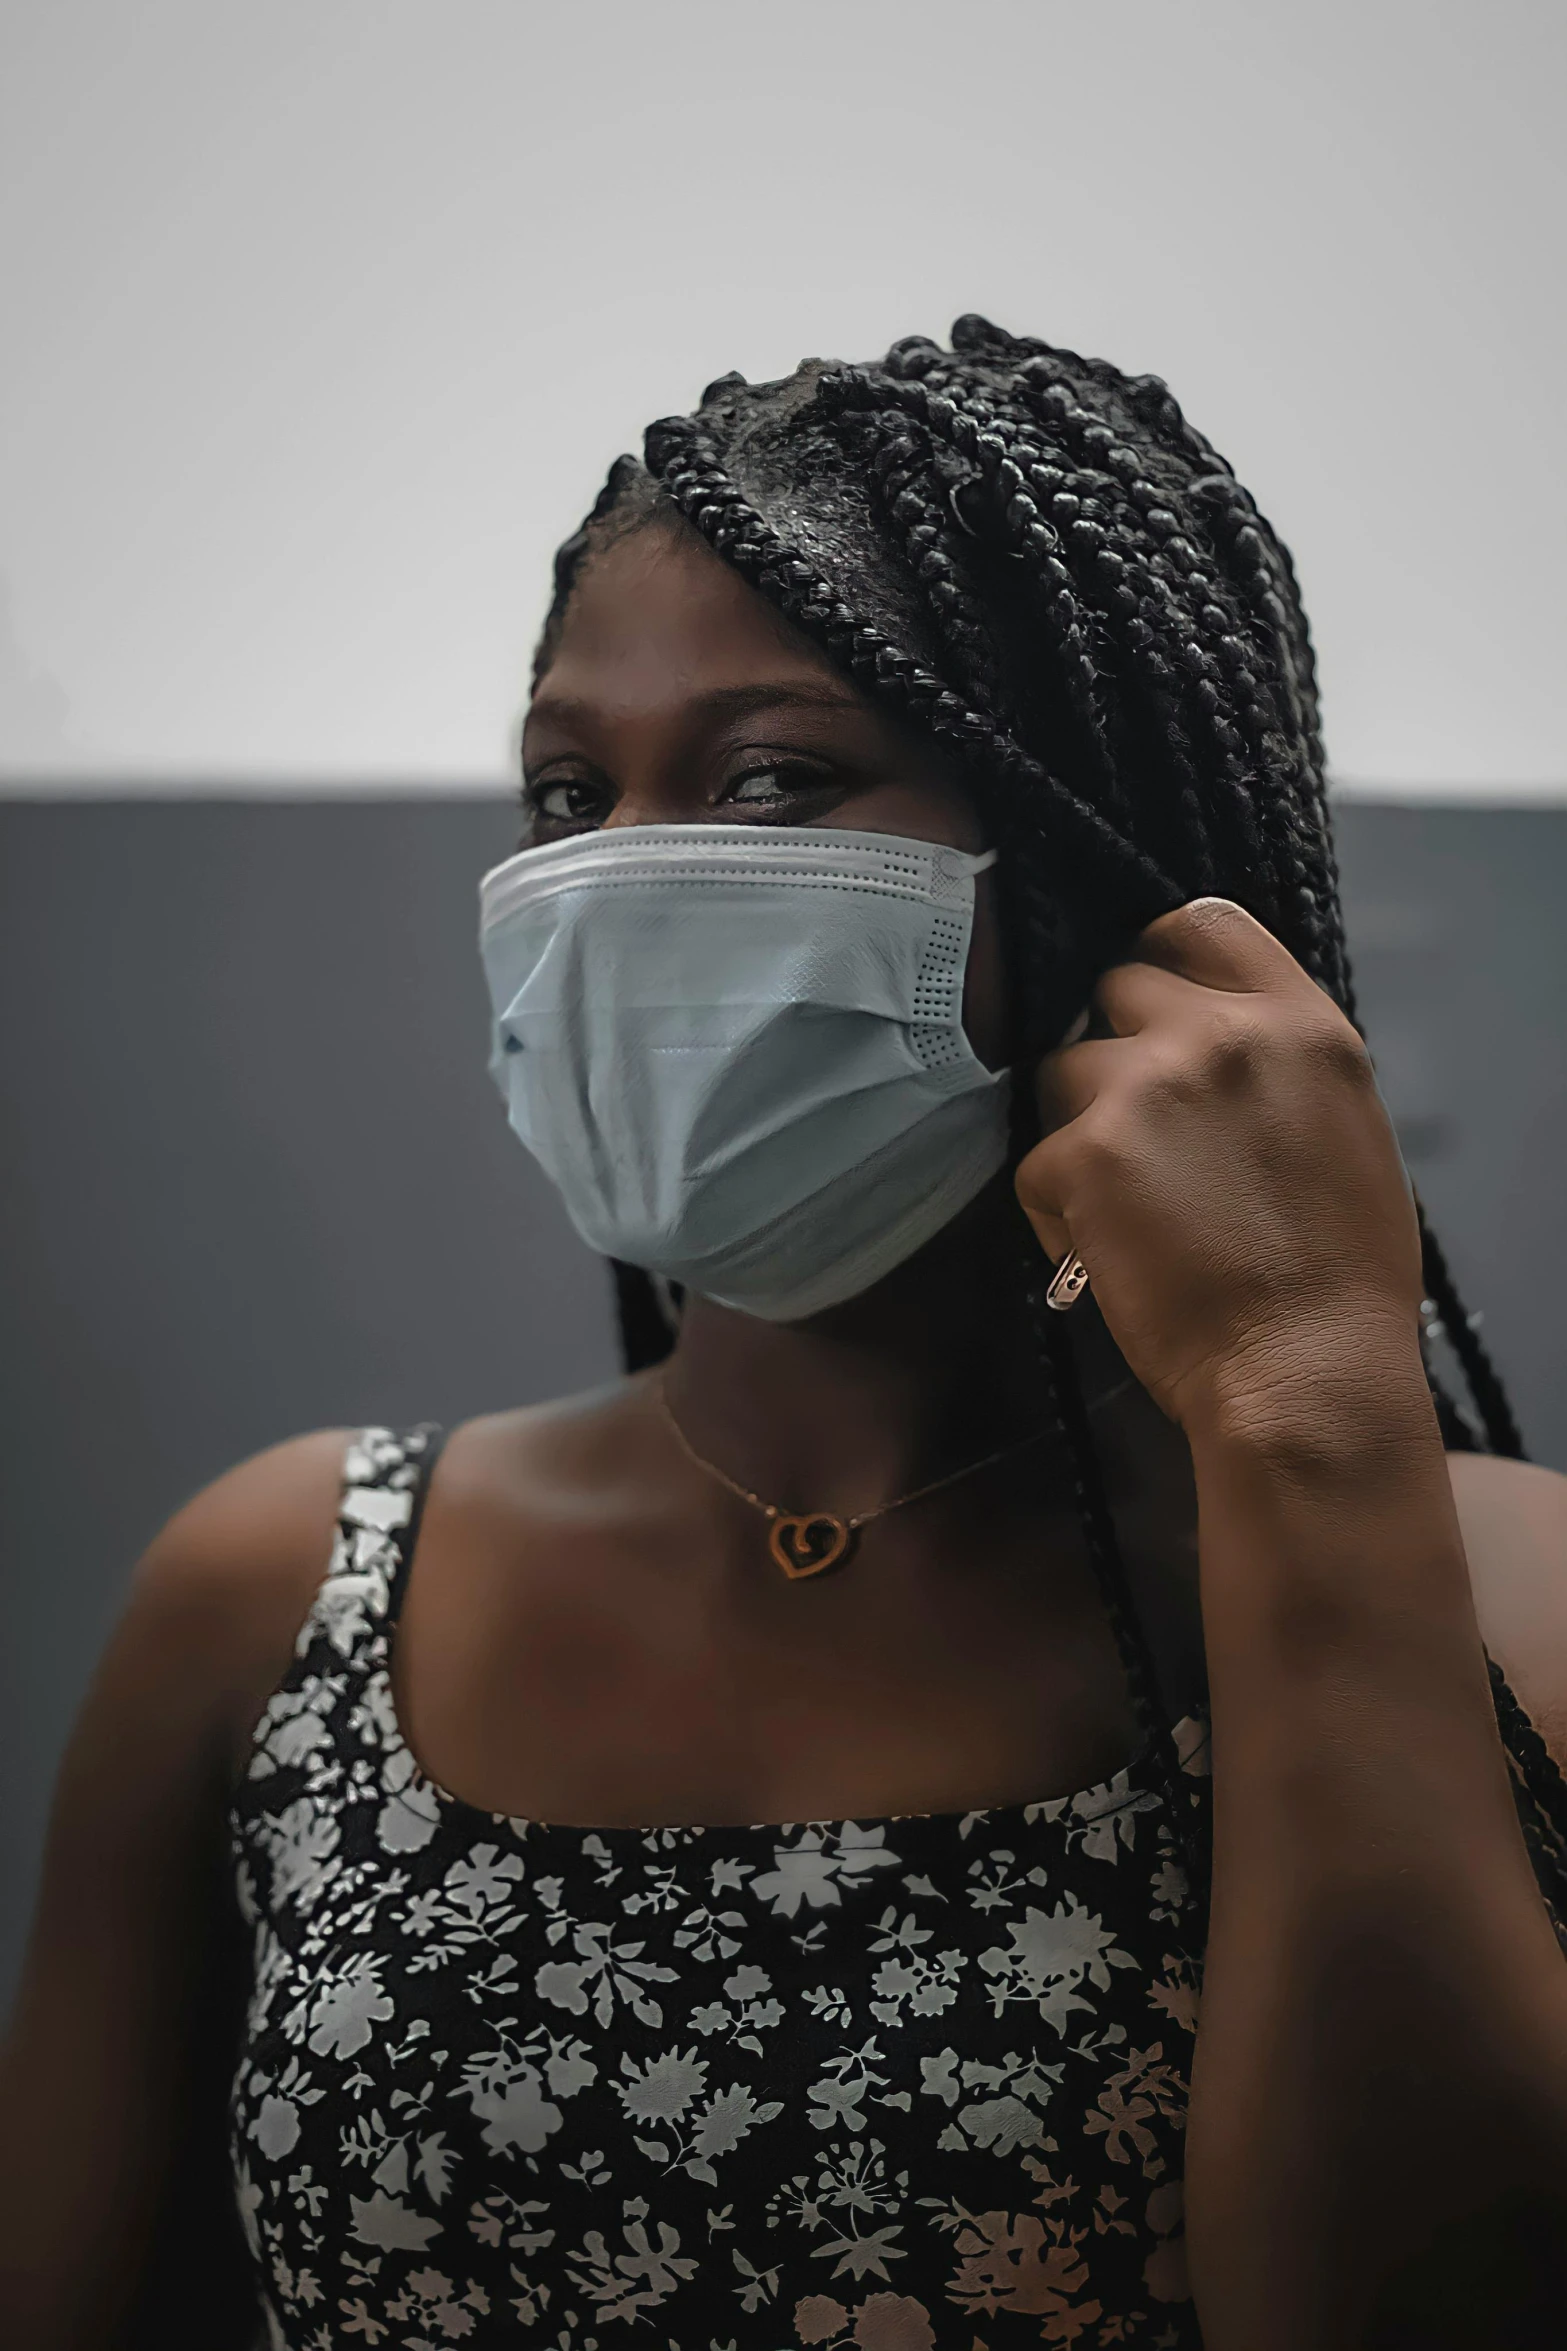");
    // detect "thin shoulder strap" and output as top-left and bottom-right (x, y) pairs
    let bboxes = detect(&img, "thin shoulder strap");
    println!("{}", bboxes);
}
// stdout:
(327, 1423), (447, 1645)
(389, 1421), (447, 1619)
